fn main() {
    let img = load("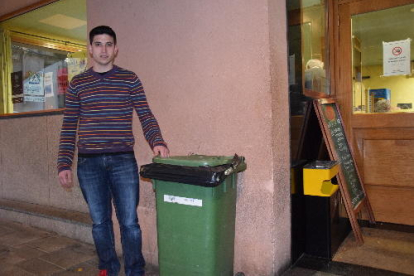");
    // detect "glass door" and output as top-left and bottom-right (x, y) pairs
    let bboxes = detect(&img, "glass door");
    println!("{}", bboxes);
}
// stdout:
(336, 0), (414, 226)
